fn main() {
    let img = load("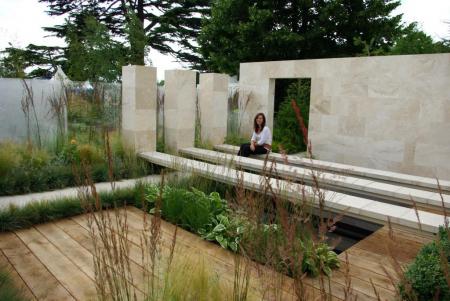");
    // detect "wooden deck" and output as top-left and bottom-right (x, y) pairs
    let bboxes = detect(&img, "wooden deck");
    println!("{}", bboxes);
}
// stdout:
(0, 206), (431, 301)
